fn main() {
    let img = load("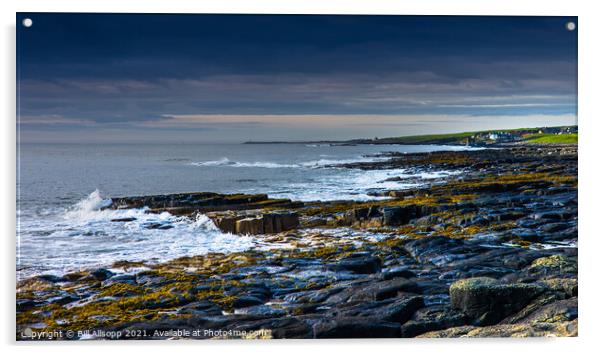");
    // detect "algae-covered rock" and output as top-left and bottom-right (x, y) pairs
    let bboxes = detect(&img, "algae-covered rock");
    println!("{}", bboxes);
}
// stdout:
(530, 255), (577, 273)
(516, 297), (577, 325)
(418, 320), (577, 337)
(17, 277), (58, 292)
(449, 277), (545, 325)
(541, 278), (578, 297)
